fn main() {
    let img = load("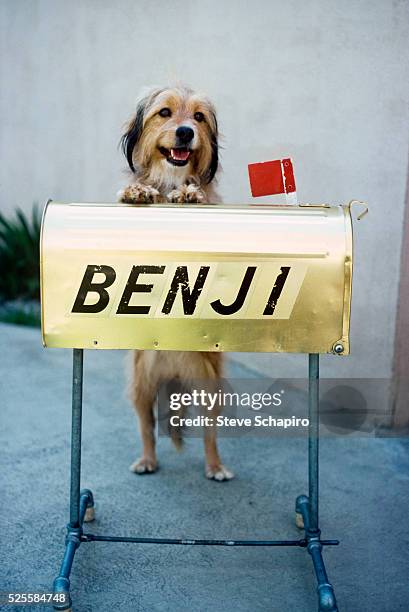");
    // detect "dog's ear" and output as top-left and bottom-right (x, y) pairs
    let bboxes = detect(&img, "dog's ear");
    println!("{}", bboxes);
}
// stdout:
(204, 111), (219, 184)
(120, 97), (147, 172)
